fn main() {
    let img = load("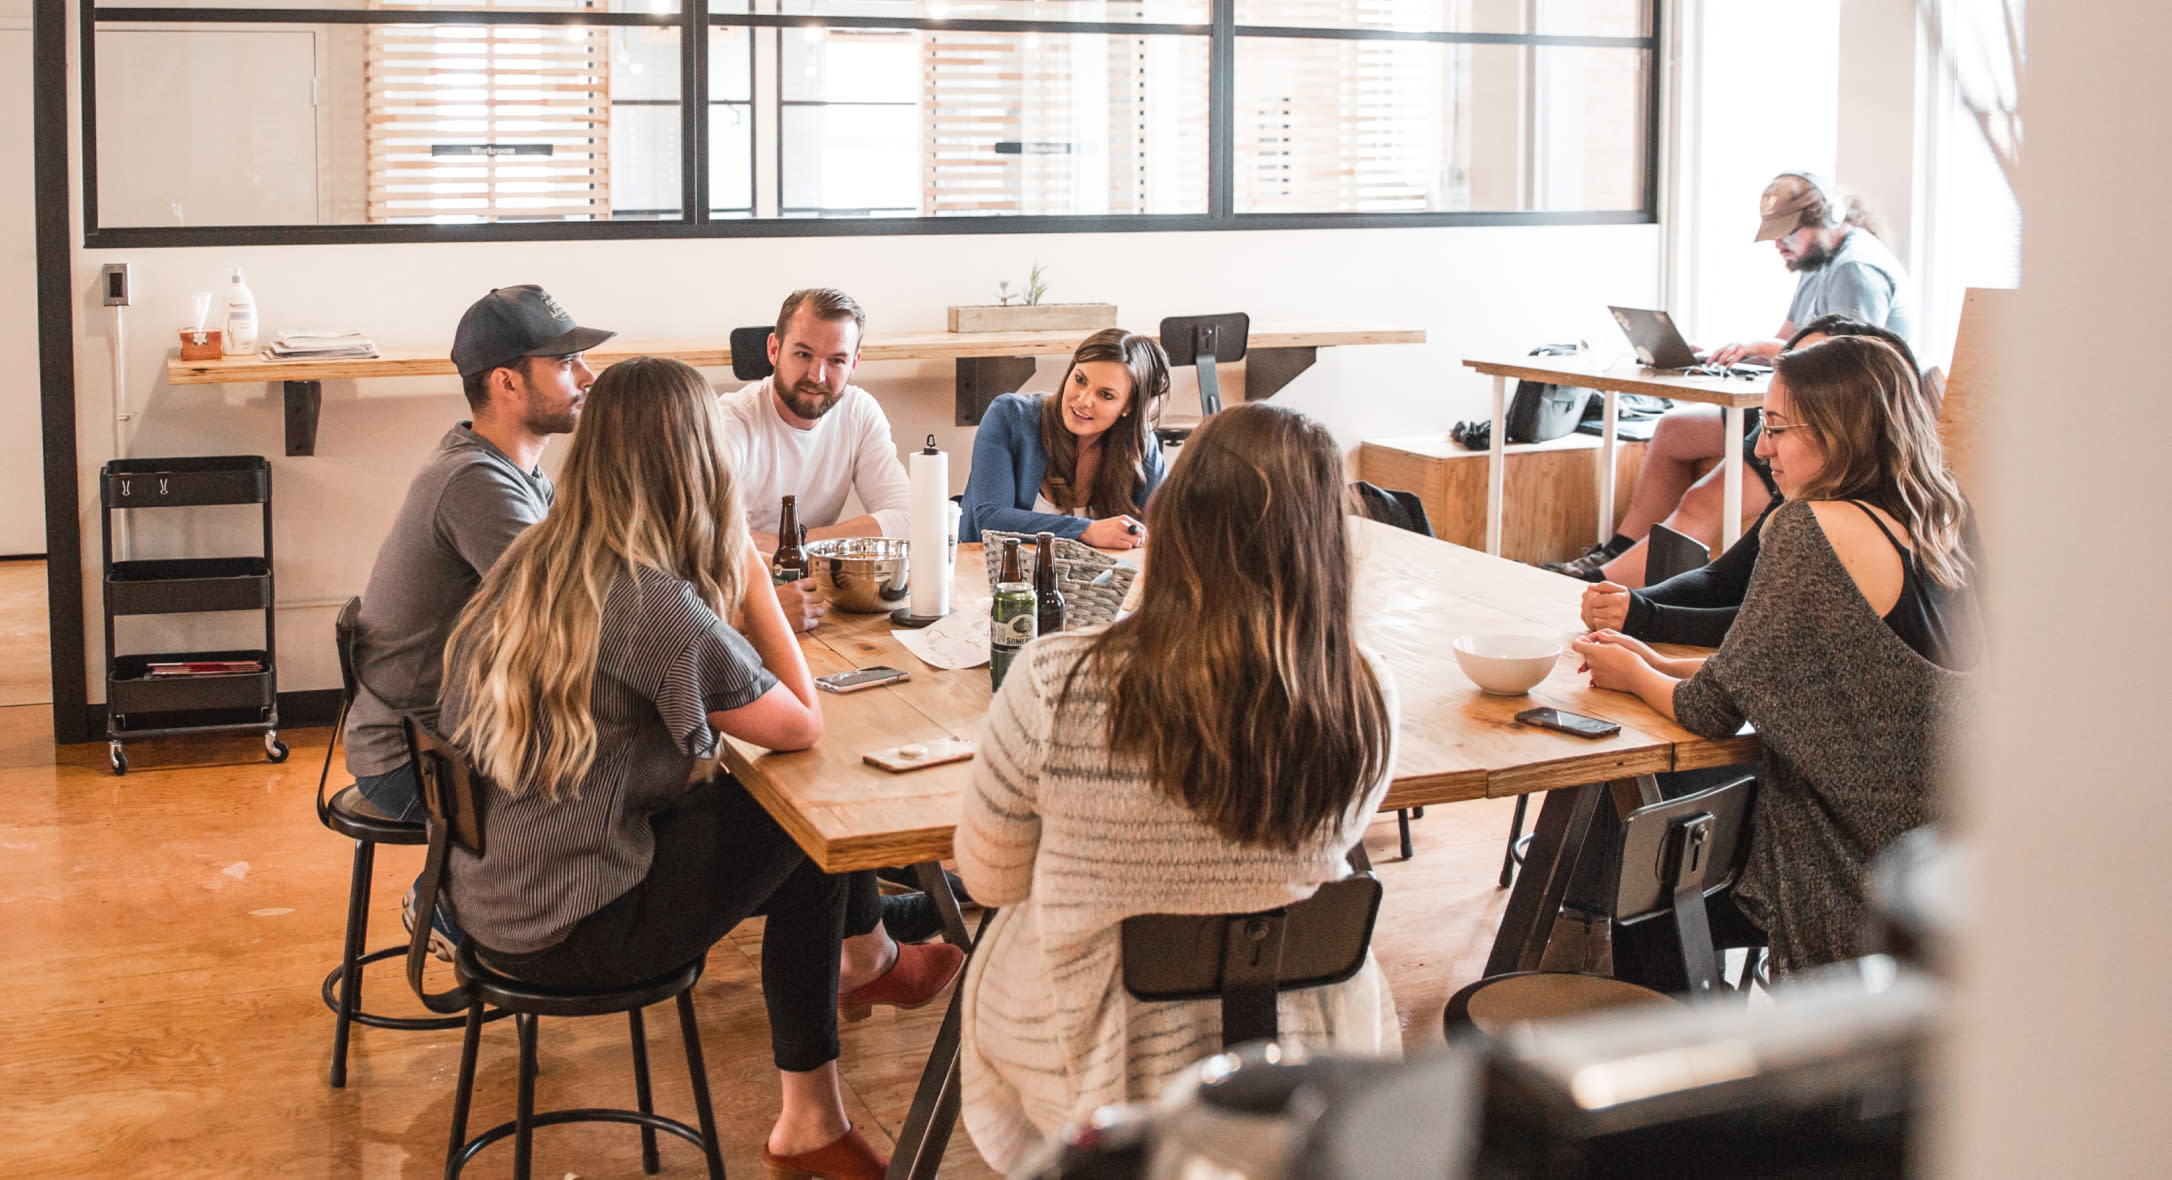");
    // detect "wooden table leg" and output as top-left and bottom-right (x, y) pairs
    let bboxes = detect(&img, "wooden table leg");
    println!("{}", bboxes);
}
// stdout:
(1598, 389), (1620, 546)
(1721, 405), (1745, 550)
(1486, 375), (1507, 556)
(1483, 782), (1607, 977)
(887, 863), (991, 1180)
